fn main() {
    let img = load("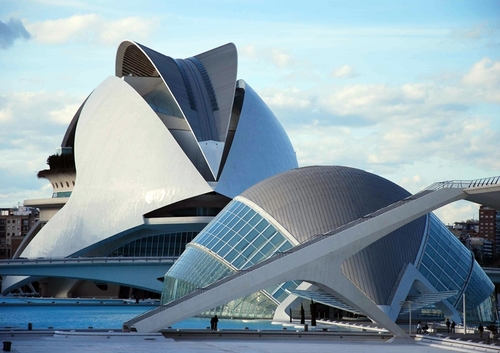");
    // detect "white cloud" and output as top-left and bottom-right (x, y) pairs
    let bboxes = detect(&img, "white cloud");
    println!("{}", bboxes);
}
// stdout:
(0, 91), (83, 154)
(434, 201), (479, 226)
(49, 103), (81, 125)
(401, 84), (427, 102)
(263, 57), (500, 180)
(270, 48), (294, 68)
(25, 14), (159, 45)
(240, 45), (297, 68)
(263, 87), (311, 109)
(452, 25), (485, 41)
(0, 106), (12, 122)
(462, 58), (500, 103)
(331, 65), (358, 79)
(0, 91), (83, 207)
